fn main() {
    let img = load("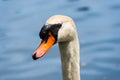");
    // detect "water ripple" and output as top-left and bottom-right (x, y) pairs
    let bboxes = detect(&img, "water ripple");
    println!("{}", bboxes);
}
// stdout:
(81, 38), (120, 48)
(109, 4), (120, 10)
